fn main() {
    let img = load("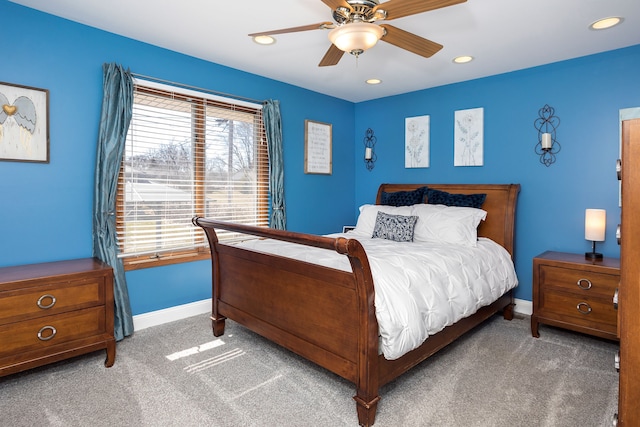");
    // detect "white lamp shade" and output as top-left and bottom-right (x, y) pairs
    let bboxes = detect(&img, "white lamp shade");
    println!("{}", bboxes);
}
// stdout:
(585, 209), (606, 241)
(328, 22), (384, 53)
